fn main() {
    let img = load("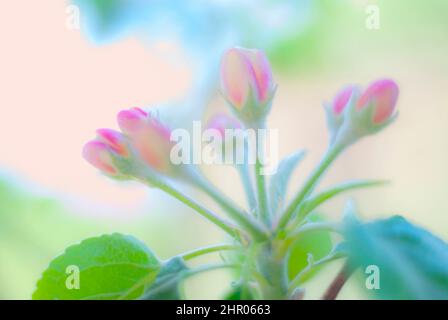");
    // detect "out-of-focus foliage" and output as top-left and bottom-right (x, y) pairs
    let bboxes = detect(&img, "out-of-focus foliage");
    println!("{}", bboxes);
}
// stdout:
(33, 233), (160, 300)
(0, 176), (206, 299)
(287, 215), (333, 283)
(344, 215), (448, 300)
(73, 0), (314, 54)
(72, 0), (318, 126)
(0, 177), (82, 299)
